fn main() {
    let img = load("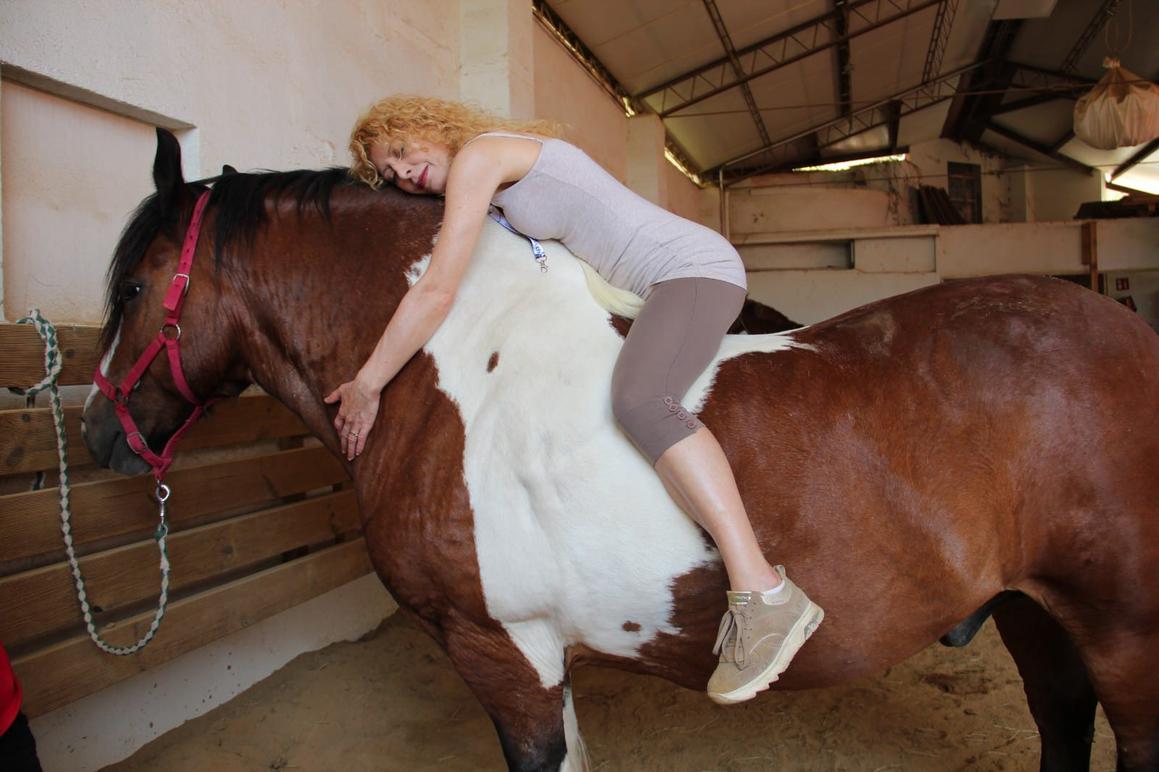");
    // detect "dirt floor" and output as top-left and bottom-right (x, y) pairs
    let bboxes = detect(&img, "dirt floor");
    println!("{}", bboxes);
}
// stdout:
(109, 613), (1115, 771)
